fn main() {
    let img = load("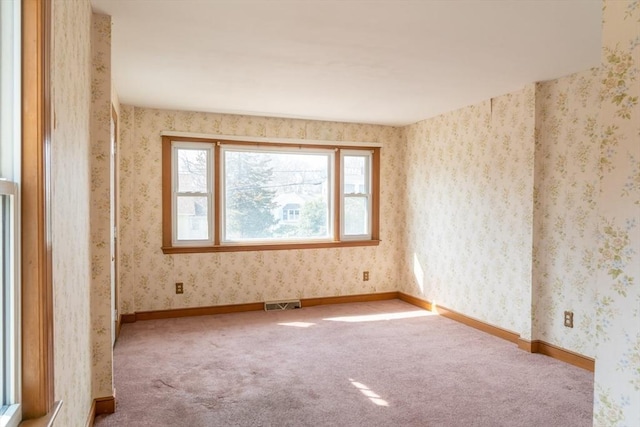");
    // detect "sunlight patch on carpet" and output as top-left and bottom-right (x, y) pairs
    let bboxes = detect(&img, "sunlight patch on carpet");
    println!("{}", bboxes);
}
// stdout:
(349, 379), (389, 407)
(277, 322), (316, 328)
(324, 310), (434, 323)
